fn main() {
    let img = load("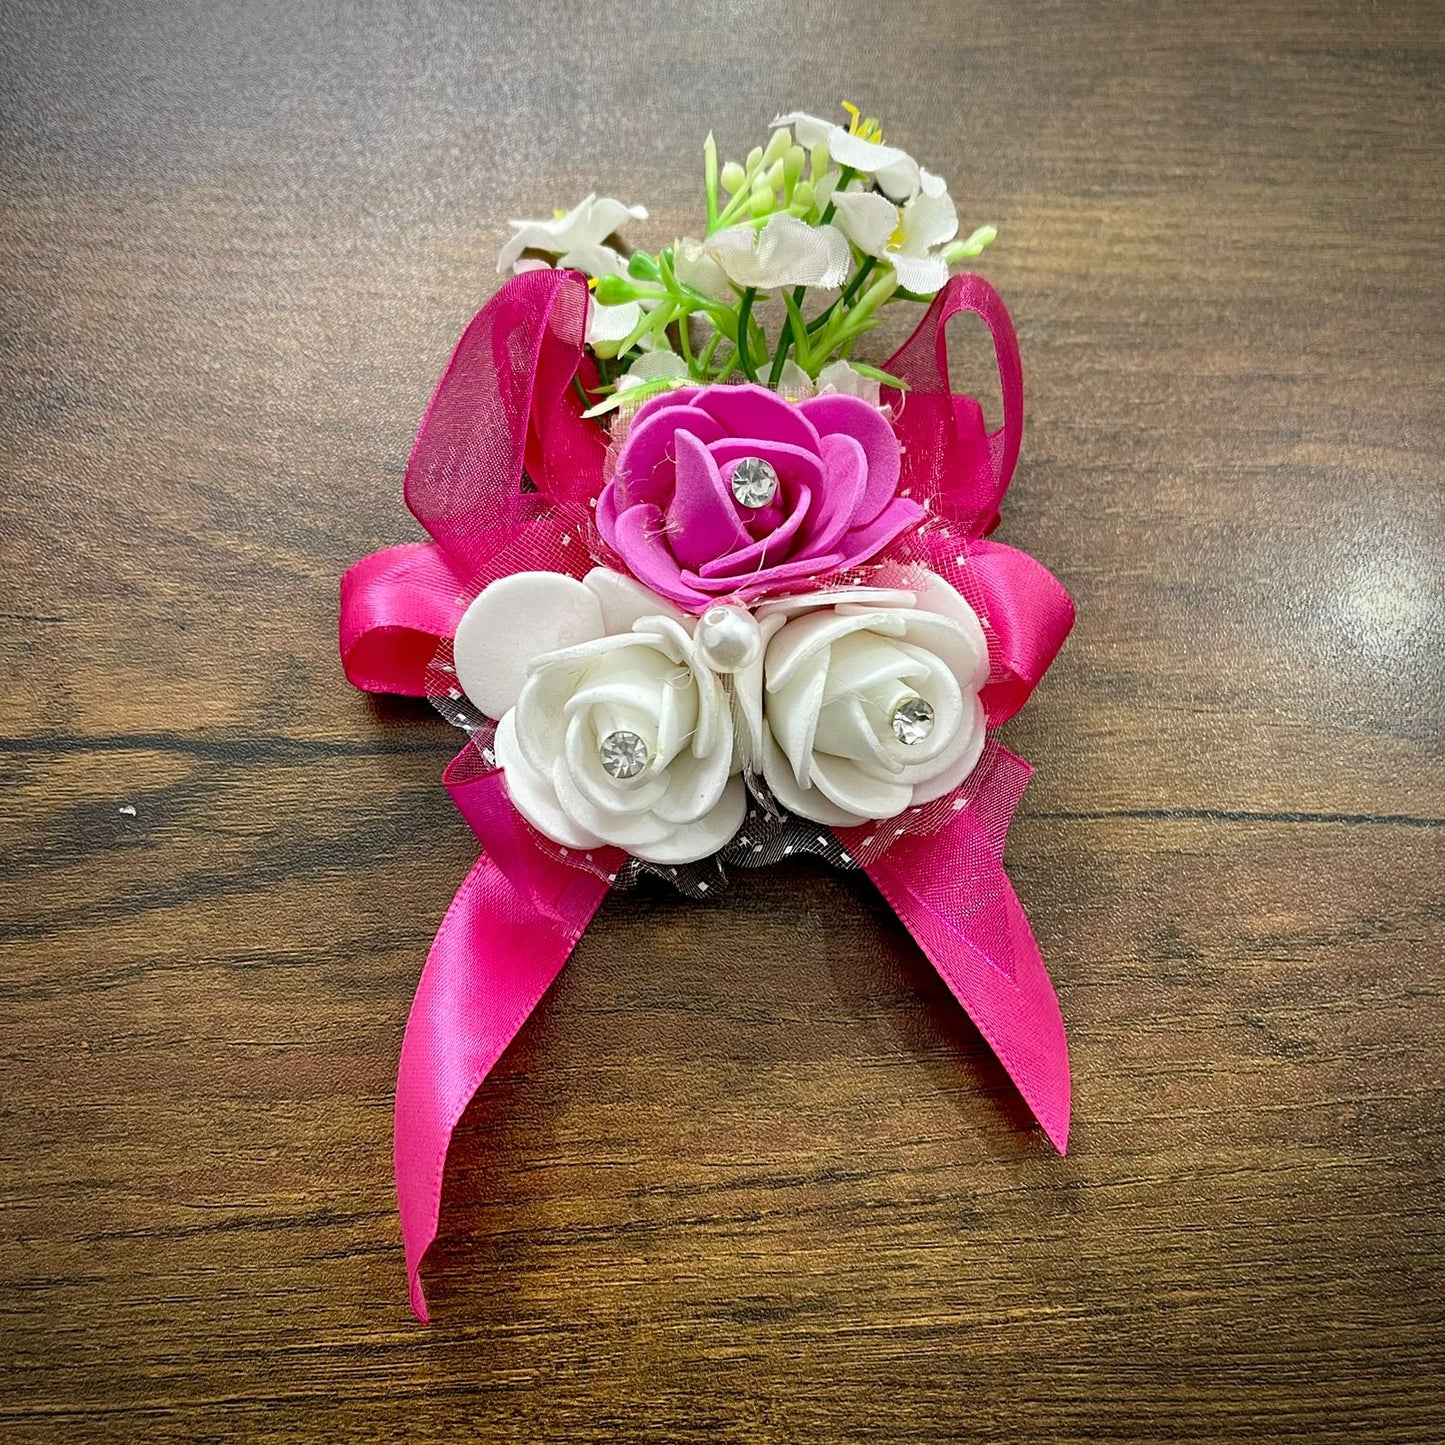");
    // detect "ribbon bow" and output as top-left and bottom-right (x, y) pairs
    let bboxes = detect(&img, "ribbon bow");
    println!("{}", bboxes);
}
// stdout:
(340, 268), (1074, 1321)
